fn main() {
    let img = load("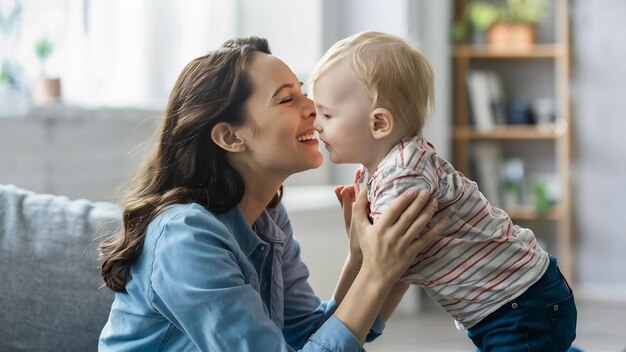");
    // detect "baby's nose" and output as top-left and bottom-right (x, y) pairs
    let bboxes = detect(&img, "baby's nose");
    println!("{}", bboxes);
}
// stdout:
(312, 116), (322, 131)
